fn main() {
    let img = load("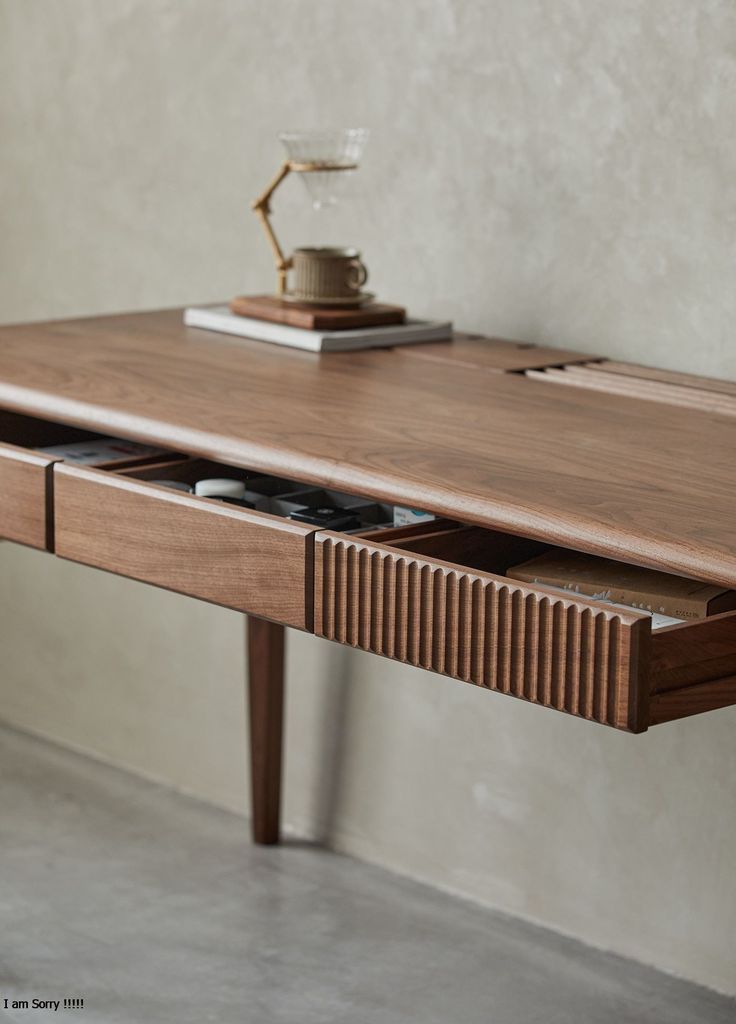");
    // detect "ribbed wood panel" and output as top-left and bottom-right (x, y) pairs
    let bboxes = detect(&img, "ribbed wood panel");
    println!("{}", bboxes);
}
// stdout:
(526, 363), (736, 418)
(314, 535), (650, 731)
